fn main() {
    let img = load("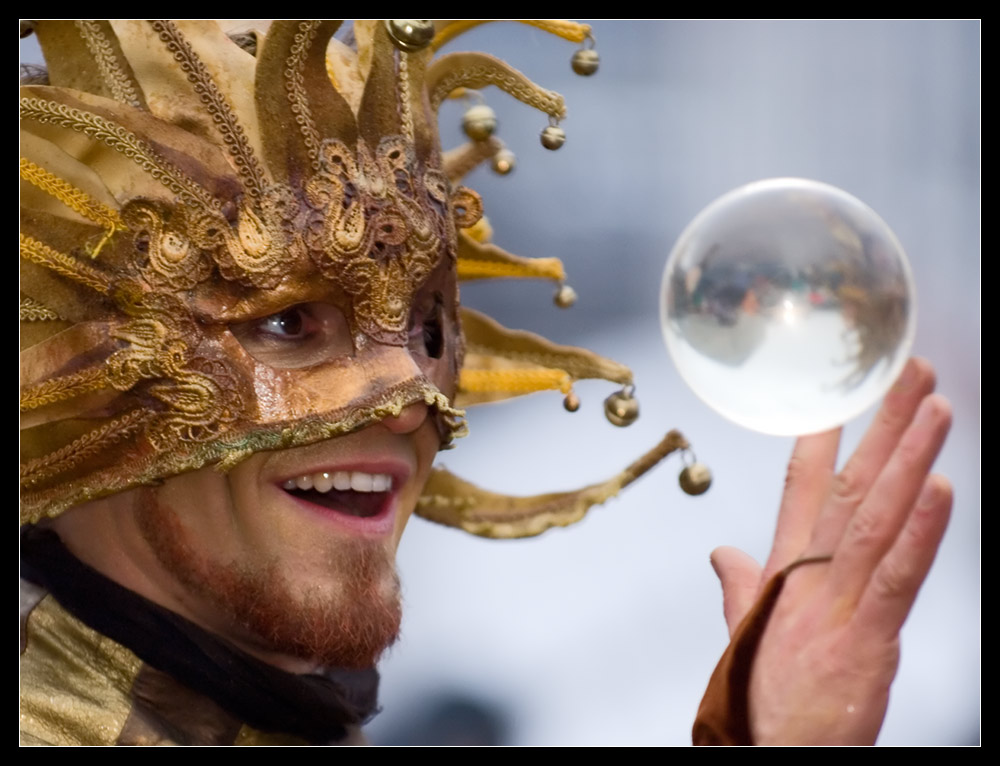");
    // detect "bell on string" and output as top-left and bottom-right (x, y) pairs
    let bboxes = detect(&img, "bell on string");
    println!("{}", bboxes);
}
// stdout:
(679, 463), (712, 496)
(563, 391), (581, 412)
(571, 48), (600, 76)
(462, 104), (498, 142)
(604, 386), (639, 427)
(541, 124), (566, 150)
(491, 148), (516, 175)
(385, 20), (434, 52)
(553, 283), (577, 308)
